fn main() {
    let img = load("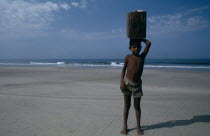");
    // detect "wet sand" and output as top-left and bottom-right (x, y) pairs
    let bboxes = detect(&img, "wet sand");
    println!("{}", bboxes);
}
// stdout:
(0, 66), (210, 136)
